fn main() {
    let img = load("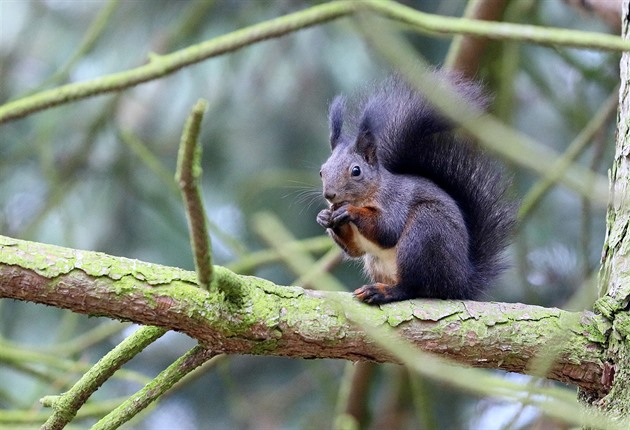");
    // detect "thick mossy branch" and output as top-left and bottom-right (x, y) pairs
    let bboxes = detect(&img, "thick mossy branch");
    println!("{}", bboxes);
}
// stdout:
(0, 235), (608, 392)
(0, 0), (627, 124)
